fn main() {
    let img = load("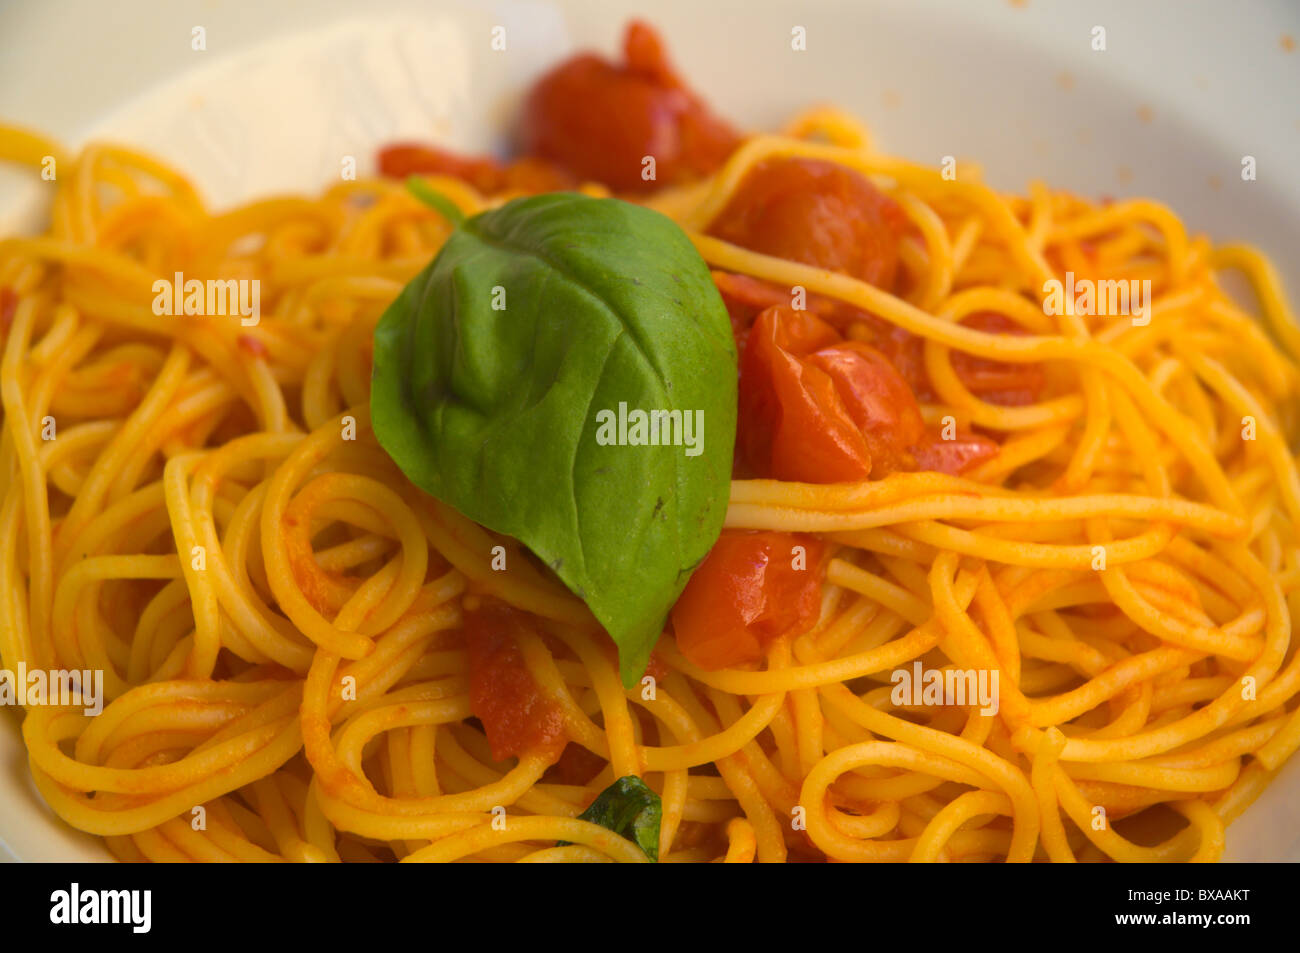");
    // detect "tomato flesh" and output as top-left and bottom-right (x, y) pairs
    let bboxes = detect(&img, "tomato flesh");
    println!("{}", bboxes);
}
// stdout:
(739, 306), (870, 482)
(672, 531), (826, 669)
(376, 144), (573, 194)
(950, 311), (1046, 406)
(739, 306), (922, 481)
(464, 602), (567, 762)
(518, 20), (740, 192)
(737, 306), (998, 481)
(708, 158), (908, 291)
(806, 342), (926, 476)
(913, 433), (998, 474)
